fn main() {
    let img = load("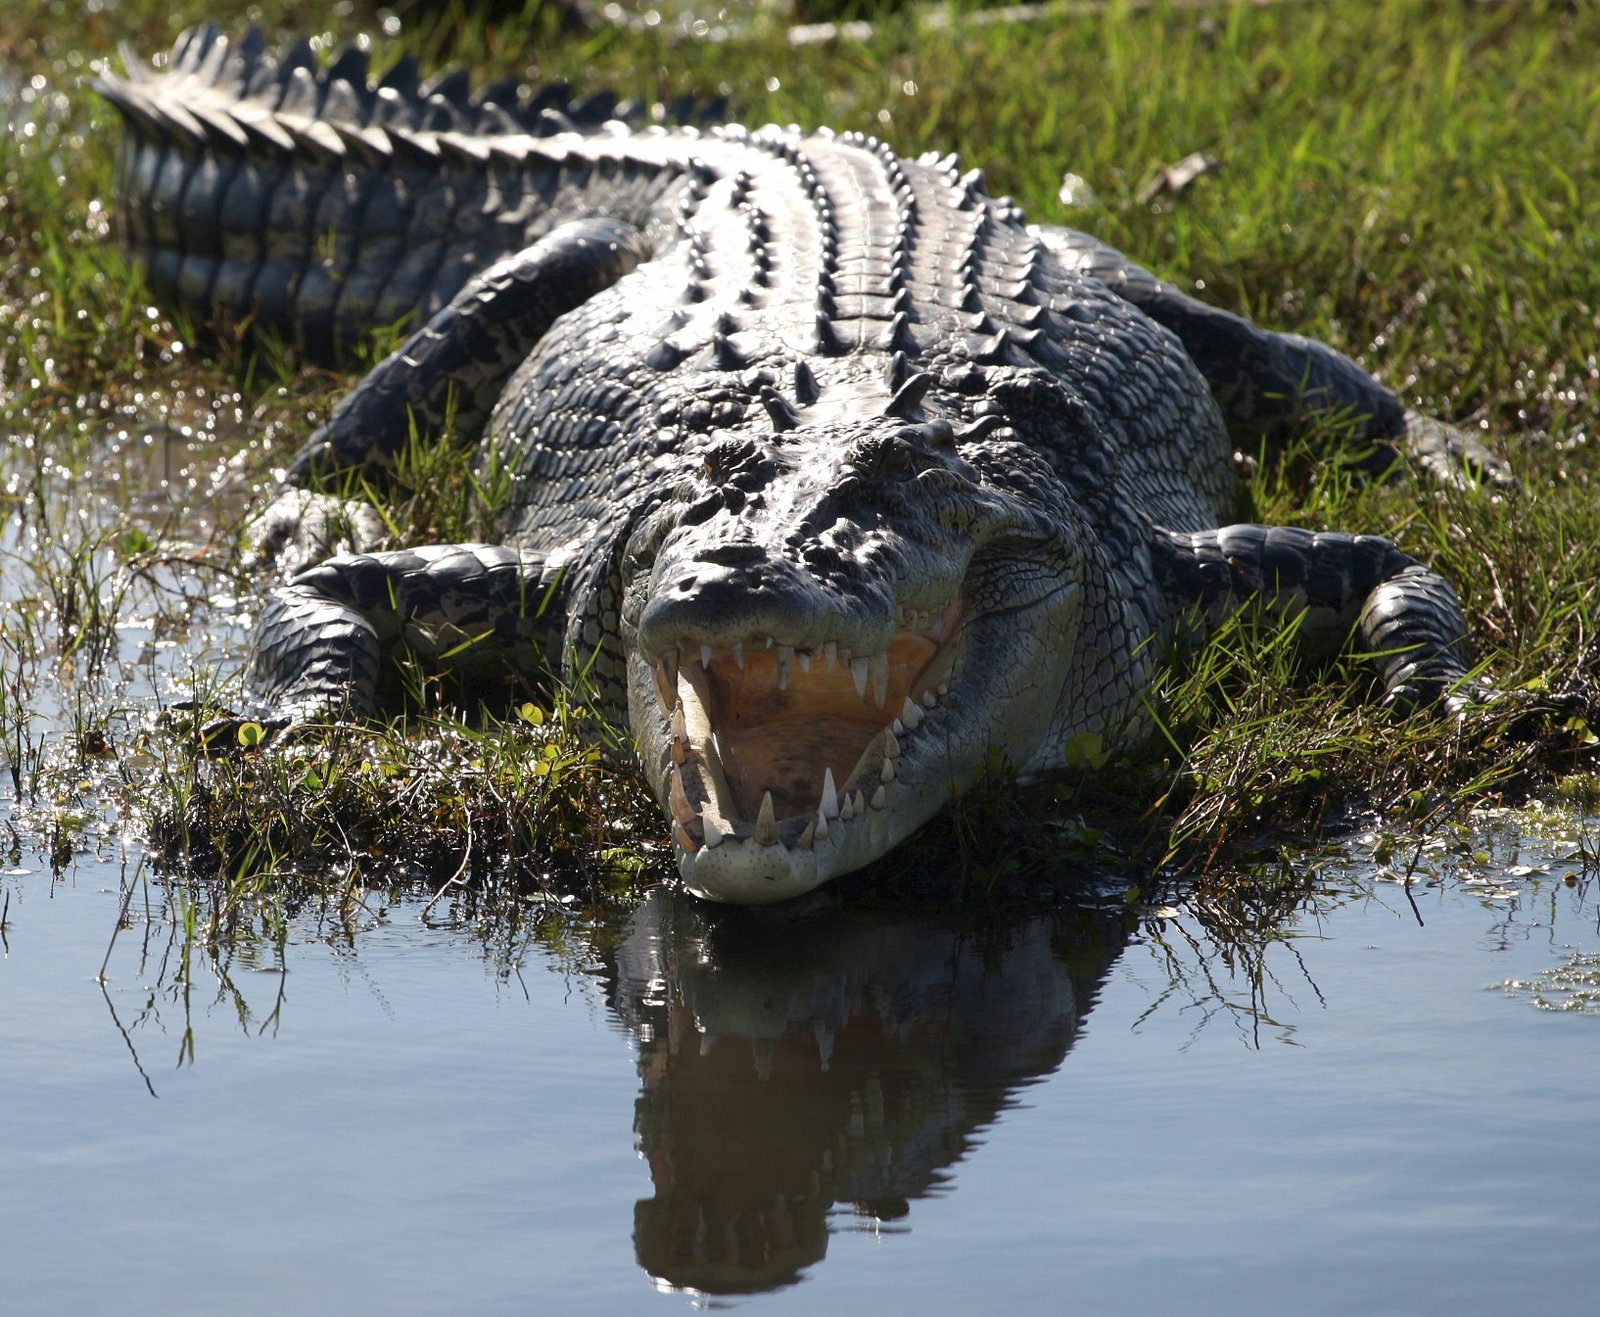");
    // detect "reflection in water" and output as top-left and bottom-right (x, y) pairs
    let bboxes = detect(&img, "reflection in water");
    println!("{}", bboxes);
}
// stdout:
(601, 886), (1131, 1294)
(78, 816), (1596, 1299)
